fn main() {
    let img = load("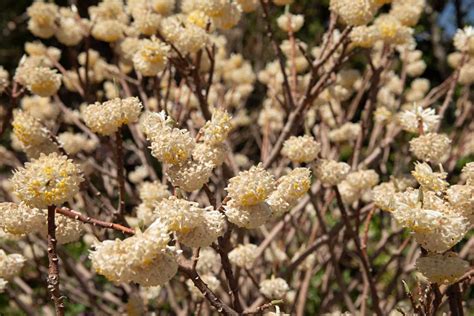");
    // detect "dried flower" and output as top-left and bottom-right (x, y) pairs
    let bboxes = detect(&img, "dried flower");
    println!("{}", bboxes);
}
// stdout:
(416, 253), (469, 285)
